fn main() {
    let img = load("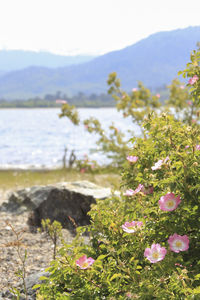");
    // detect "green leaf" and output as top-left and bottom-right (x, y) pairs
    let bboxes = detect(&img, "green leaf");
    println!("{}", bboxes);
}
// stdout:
(97, 254), (108, 260)
(32, 284), (41, 289)
(195, 274), (200, 280)
(110, 273), (122, 281)
(39, 276), (49, 281)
